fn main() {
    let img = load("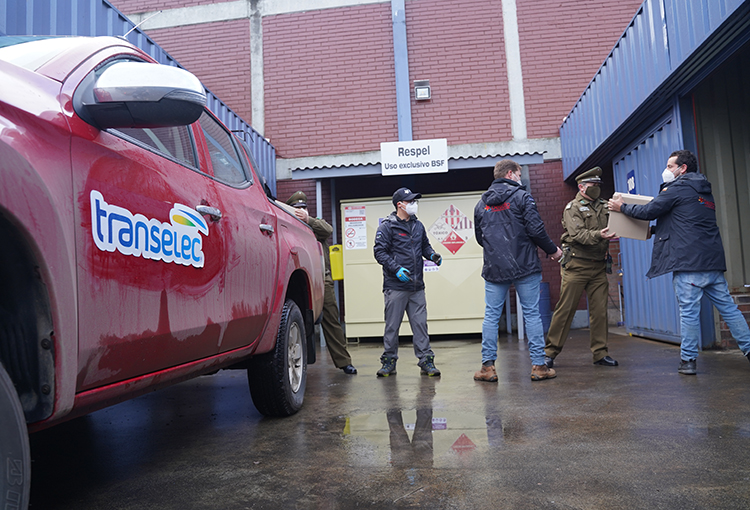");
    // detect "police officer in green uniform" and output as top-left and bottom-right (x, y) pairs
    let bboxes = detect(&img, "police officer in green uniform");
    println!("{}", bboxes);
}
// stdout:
(287, 191), (357, 374)
(544, 167), (619, 368)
